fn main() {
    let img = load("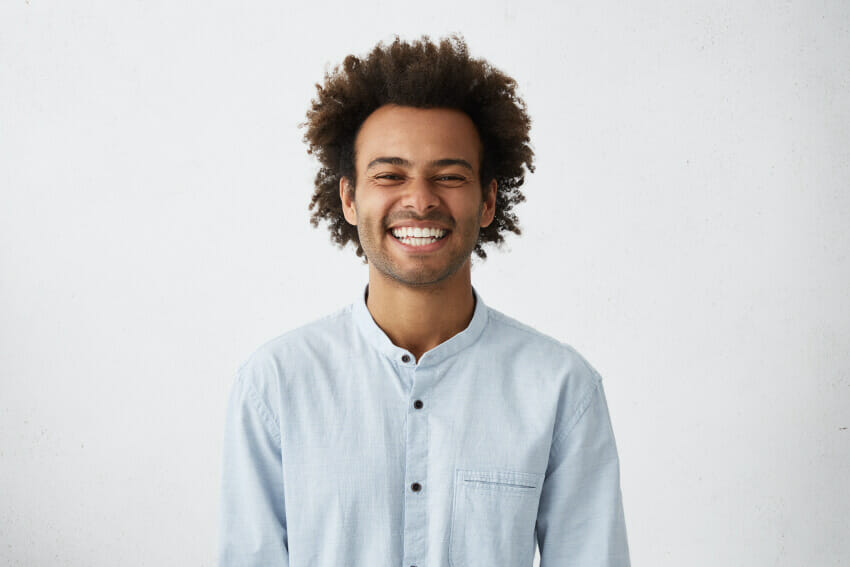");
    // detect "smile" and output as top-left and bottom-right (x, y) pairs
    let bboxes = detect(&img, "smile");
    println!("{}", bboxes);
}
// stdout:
(389, 226), (449, 247)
